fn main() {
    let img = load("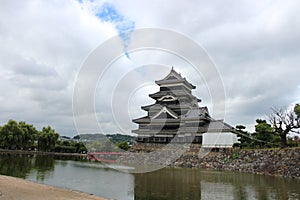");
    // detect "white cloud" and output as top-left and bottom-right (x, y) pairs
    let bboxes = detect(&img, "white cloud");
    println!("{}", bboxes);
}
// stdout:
(0, 0), (115, 134)
(0, 0), (299, 135)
